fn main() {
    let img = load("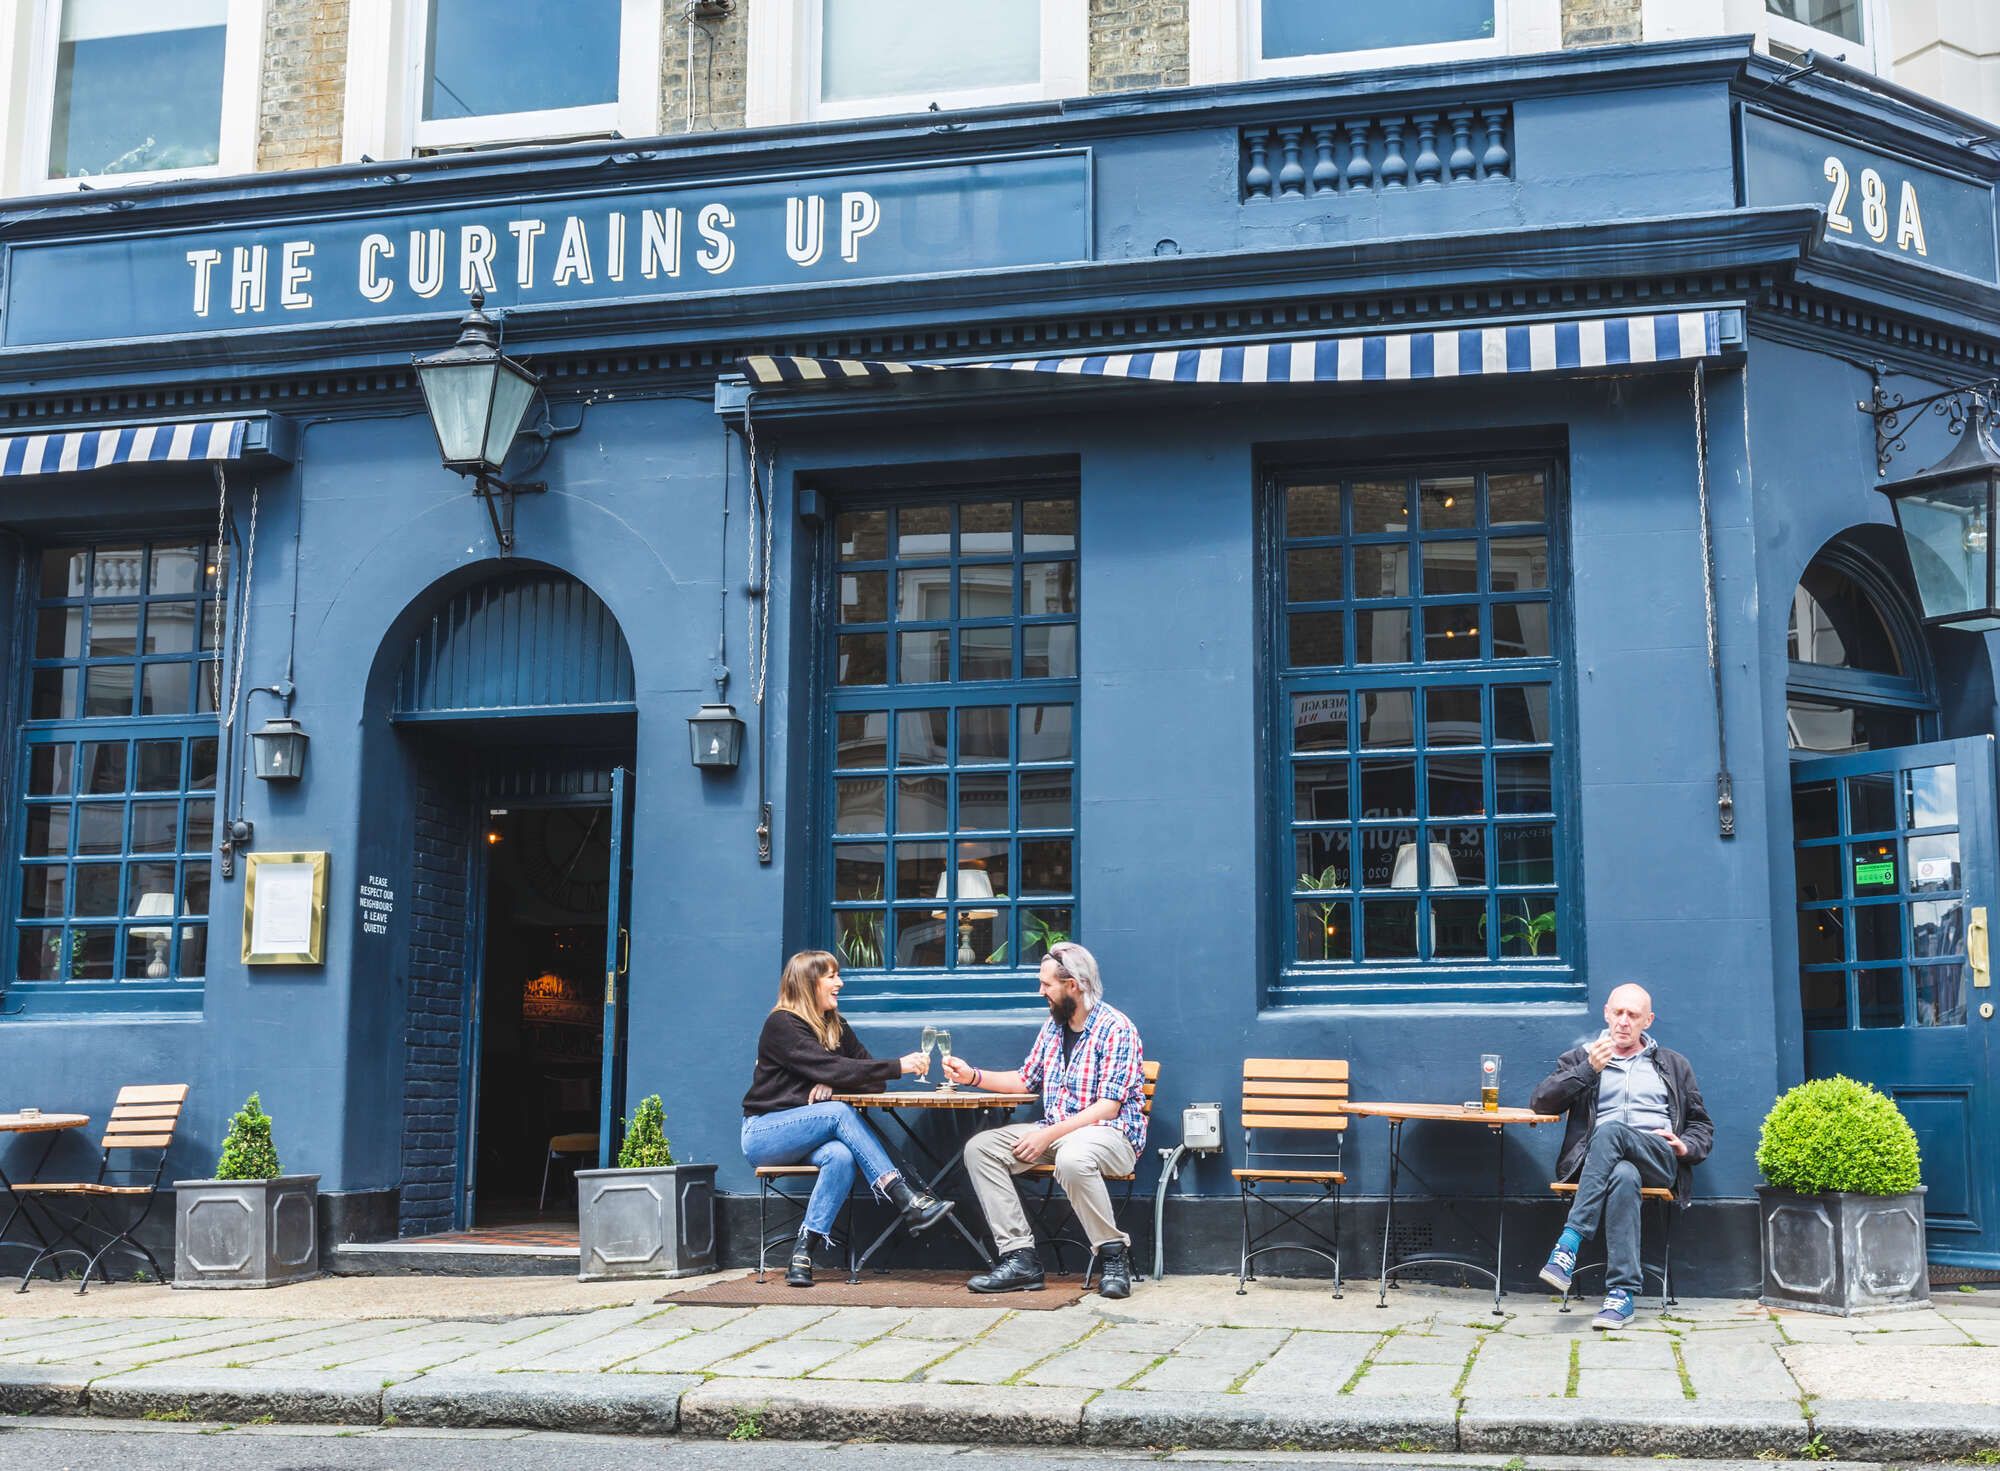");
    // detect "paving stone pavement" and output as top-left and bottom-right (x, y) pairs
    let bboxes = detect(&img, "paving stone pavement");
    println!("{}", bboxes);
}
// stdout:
(1, 1276), (1998, 1452)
